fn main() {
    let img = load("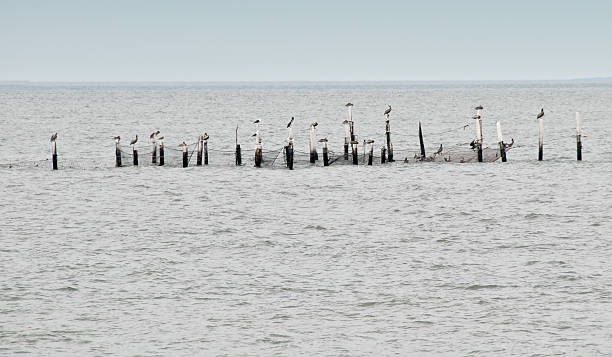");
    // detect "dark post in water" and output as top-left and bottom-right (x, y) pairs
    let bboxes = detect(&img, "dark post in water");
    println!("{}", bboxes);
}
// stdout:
(114, 136), (122, 167)
(158, 139), (165, 166)
(151, 139), (157, 164)
(367, 140), (374, 165)
(309, 122), (318, 163)
(254, 120), (262, 167)
(496, 121), (507, 162)
(50, 133), (58, 170)
(343, 119), (350, 160)
(133, 148), (138, 166)
(381, 146), (386, 164)
(473, 106), (484, 163)
(319, 138), (329, 166)
(384, 106), (394, 162)
(203, 133), (209, 165)
(181, 142), (188, 168)
(576, 112), (582, 161)
(538, 116), (544, 161)
(351, 140), (358, 165)
(418, 120), (426, 161)
(196, 135), (203, 166)
(235, 125), (242, 165)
